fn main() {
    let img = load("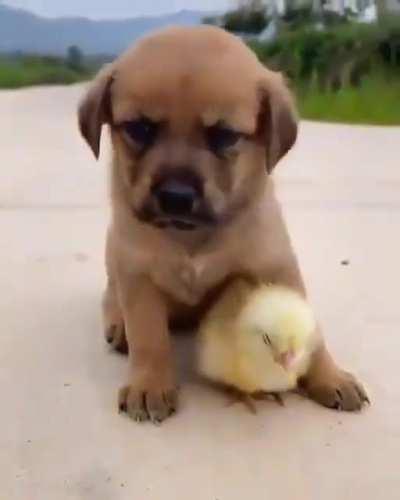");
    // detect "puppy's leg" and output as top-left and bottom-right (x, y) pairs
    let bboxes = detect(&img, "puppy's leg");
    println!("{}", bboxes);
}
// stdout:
(118, 274), (177, 424)
(299, 338), (369, 412)
(103, 279), (128, 354)
(103, 229), (128, 353)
